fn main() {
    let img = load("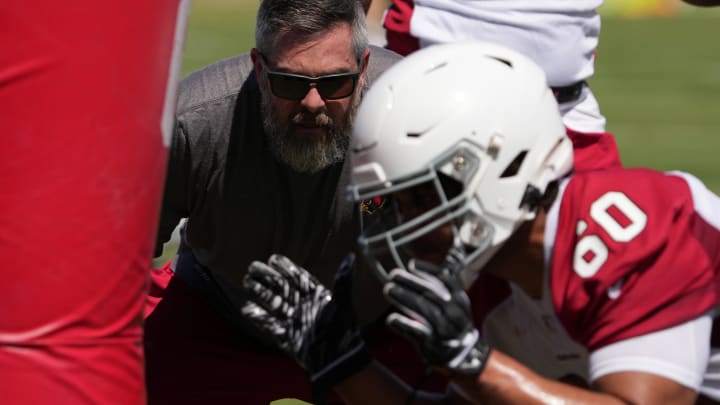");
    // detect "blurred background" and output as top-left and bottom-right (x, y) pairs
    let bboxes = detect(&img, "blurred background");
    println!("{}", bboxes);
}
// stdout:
(181, 0), (720, 190)
(156, 0), (720, 264)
